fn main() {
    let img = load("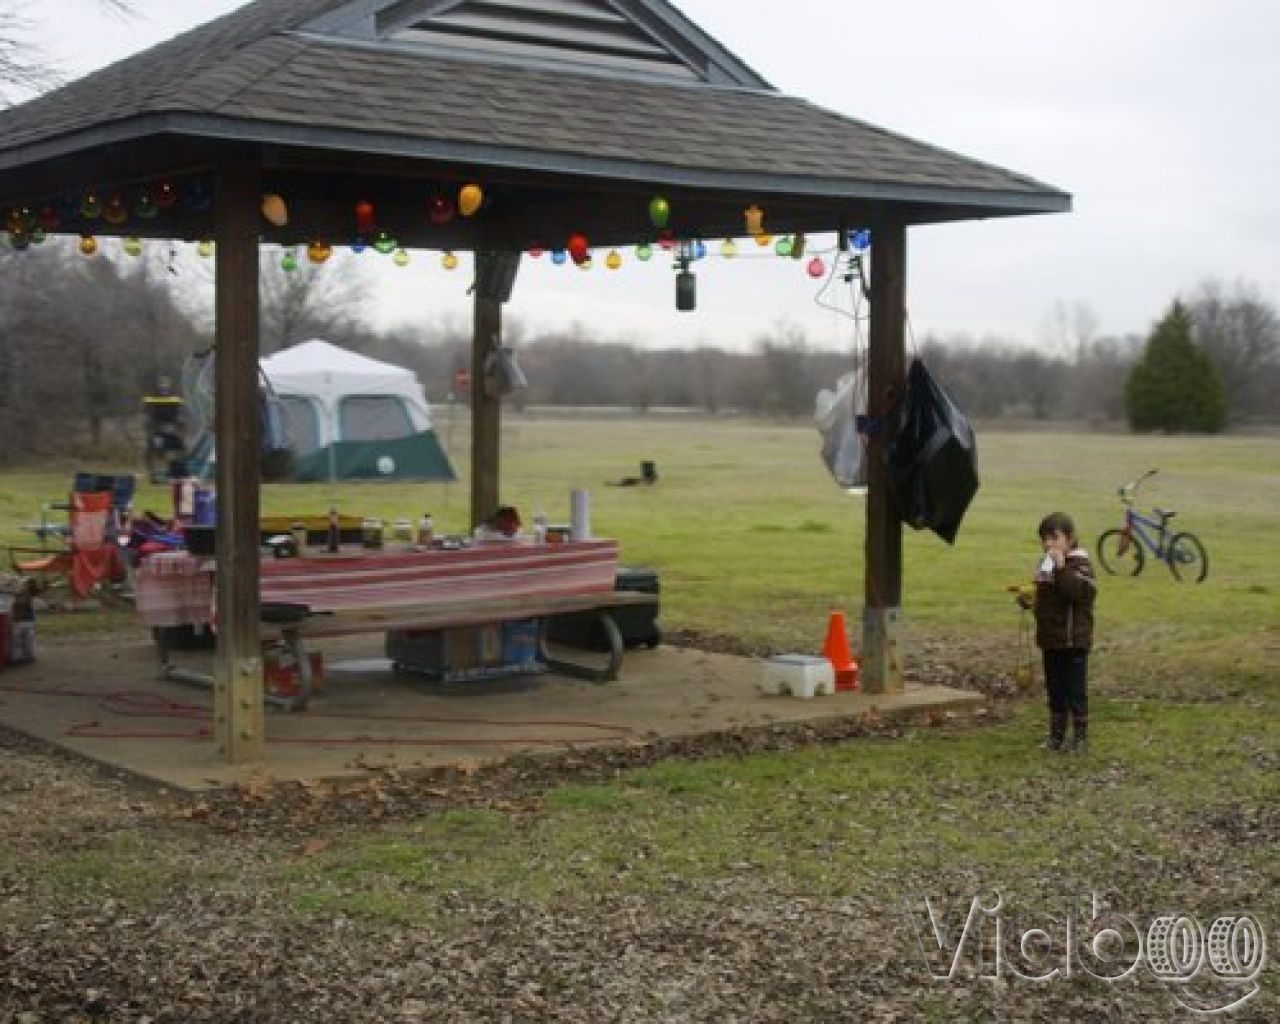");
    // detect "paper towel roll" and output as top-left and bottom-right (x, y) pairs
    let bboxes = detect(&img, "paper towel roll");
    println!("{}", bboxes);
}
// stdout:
(570, 489), (591, 541)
